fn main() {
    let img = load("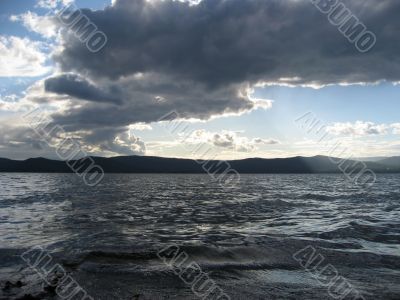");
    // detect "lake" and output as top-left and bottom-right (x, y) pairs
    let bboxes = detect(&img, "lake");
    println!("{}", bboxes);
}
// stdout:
(0, 173), (399, 299)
